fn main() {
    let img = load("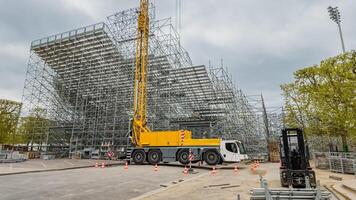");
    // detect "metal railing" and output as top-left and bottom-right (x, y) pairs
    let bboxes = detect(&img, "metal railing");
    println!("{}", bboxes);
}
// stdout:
(31, 23), (106, 48)
(314, 152), (356, 174)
